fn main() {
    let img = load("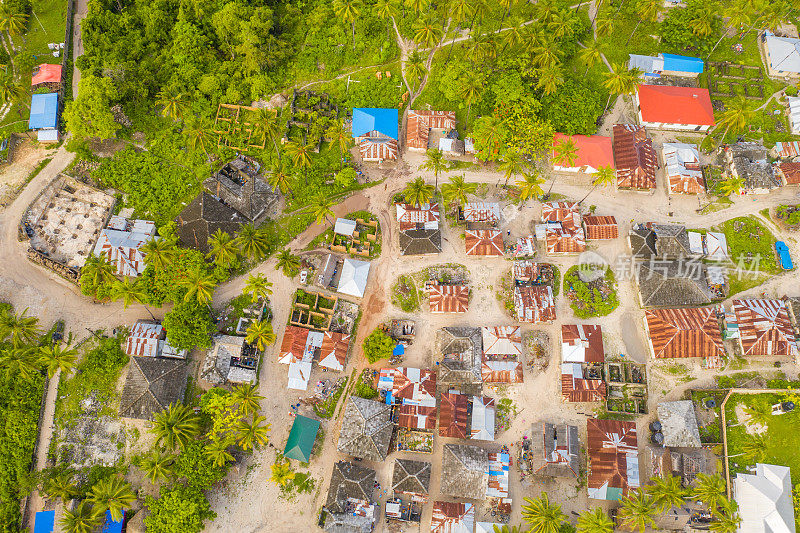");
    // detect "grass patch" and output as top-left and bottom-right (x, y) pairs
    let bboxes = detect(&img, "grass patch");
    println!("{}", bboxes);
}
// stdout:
(352, 369), (378, 399)
(313, 377), (347, 419)
(391, 274), (420, 313)
(563, 265), (619, 318)
(714, 216), (779, 275)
